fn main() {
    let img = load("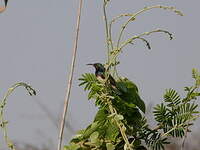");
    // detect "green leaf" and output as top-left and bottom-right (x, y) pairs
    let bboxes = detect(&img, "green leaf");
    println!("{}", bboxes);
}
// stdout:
(164, 88), (181, 107)
(153, 103), (168, 123)
(79, 73), (97, 91)
(90, 131), (99, 143)
(118, 79), (145, 113)
(88, 83), (102, 100)
(106, 143), (115, 150)
(64, 143), (80, 150)
(116, 81), (128, 93)
(105, 121), (119, 141)
(192, 68), (200, 79)
(114, 114), (124, 121)
(94, 108), (108, 122)
(82, 122), (100, 139)
(133, 139), (141, 146)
